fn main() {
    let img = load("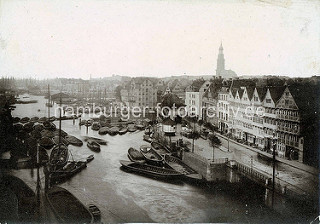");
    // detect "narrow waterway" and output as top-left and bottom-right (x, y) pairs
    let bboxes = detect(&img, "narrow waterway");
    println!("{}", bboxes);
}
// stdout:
(7, 95), (318, 223)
